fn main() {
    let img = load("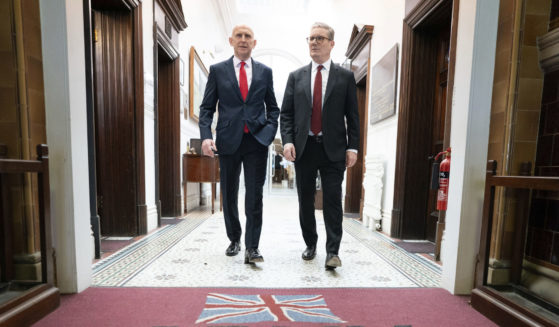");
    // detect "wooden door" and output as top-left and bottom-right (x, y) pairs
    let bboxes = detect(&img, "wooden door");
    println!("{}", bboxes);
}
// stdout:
(344, 79), (367, 214)
(392, 0), (454, 240)
(425, 28), (450, 242)
(343, 25), (373, 215)
(157, 49), (181, 217)
(93, 10), (138, 236)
